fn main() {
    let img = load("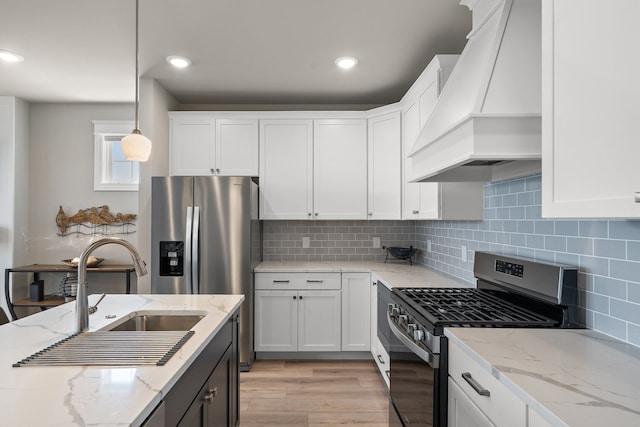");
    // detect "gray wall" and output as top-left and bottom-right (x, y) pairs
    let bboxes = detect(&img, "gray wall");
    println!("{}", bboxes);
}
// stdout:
(264, 174), (640, 348)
